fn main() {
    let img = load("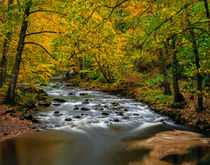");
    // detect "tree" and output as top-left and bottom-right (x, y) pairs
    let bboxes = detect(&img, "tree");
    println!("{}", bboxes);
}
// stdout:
(0, 0), (14, 87)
